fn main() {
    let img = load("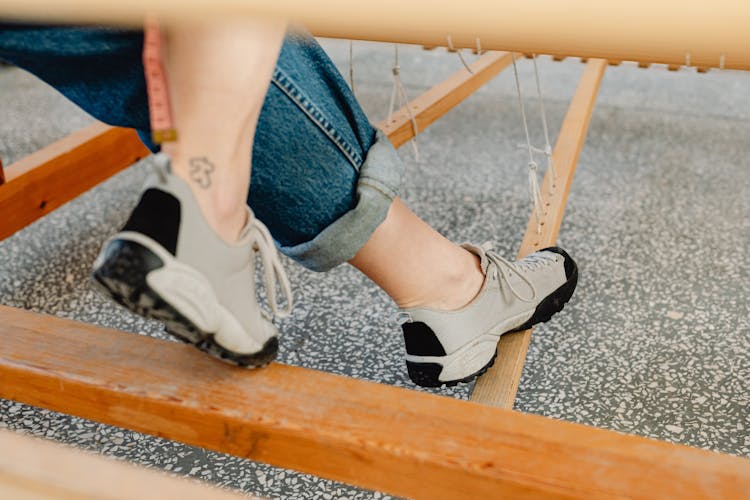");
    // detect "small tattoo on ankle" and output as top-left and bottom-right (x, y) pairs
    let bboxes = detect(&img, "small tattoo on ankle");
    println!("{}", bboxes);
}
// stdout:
(188, 157), (215, 189)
